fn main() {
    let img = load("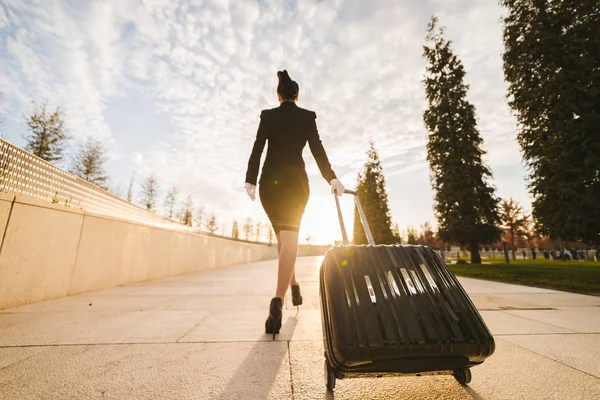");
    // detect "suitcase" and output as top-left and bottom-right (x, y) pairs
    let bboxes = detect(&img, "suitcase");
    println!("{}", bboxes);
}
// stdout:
(319, 190), (495, 391)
